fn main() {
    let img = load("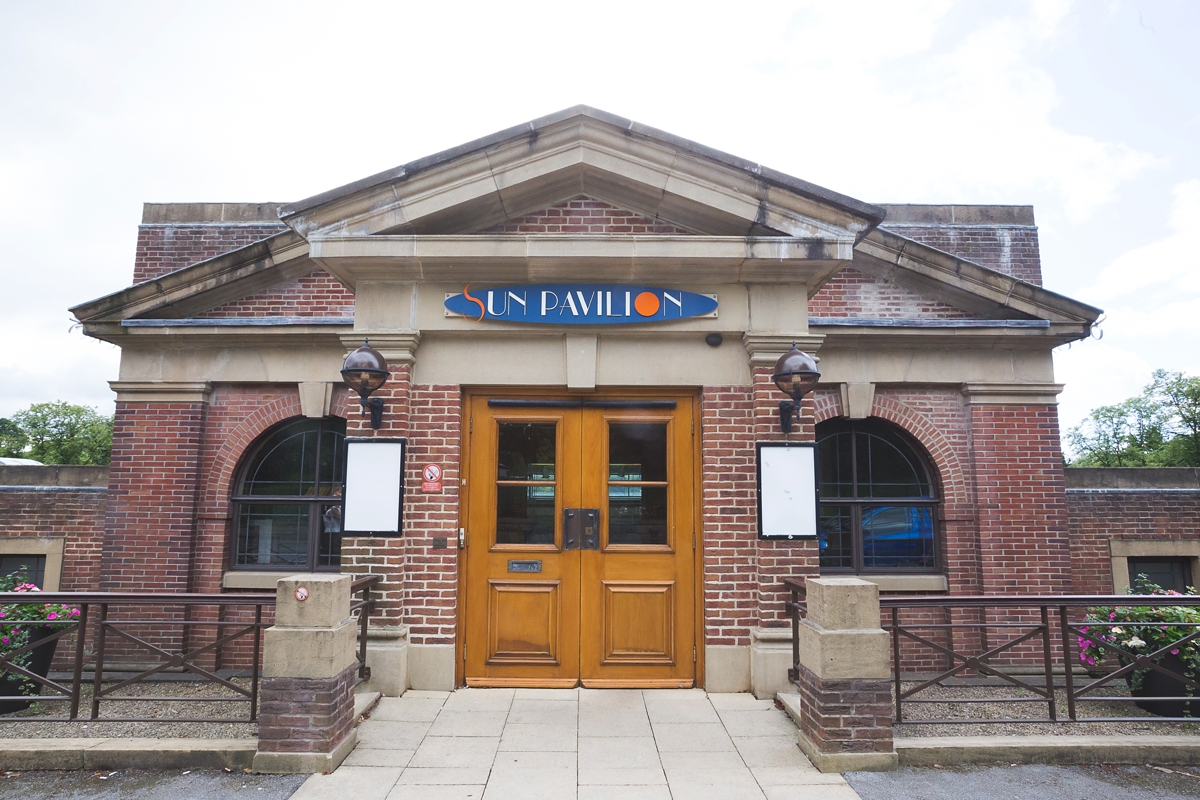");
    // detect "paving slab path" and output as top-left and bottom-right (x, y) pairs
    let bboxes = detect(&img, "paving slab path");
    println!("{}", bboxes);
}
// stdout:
(290, 687), (862, 800)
